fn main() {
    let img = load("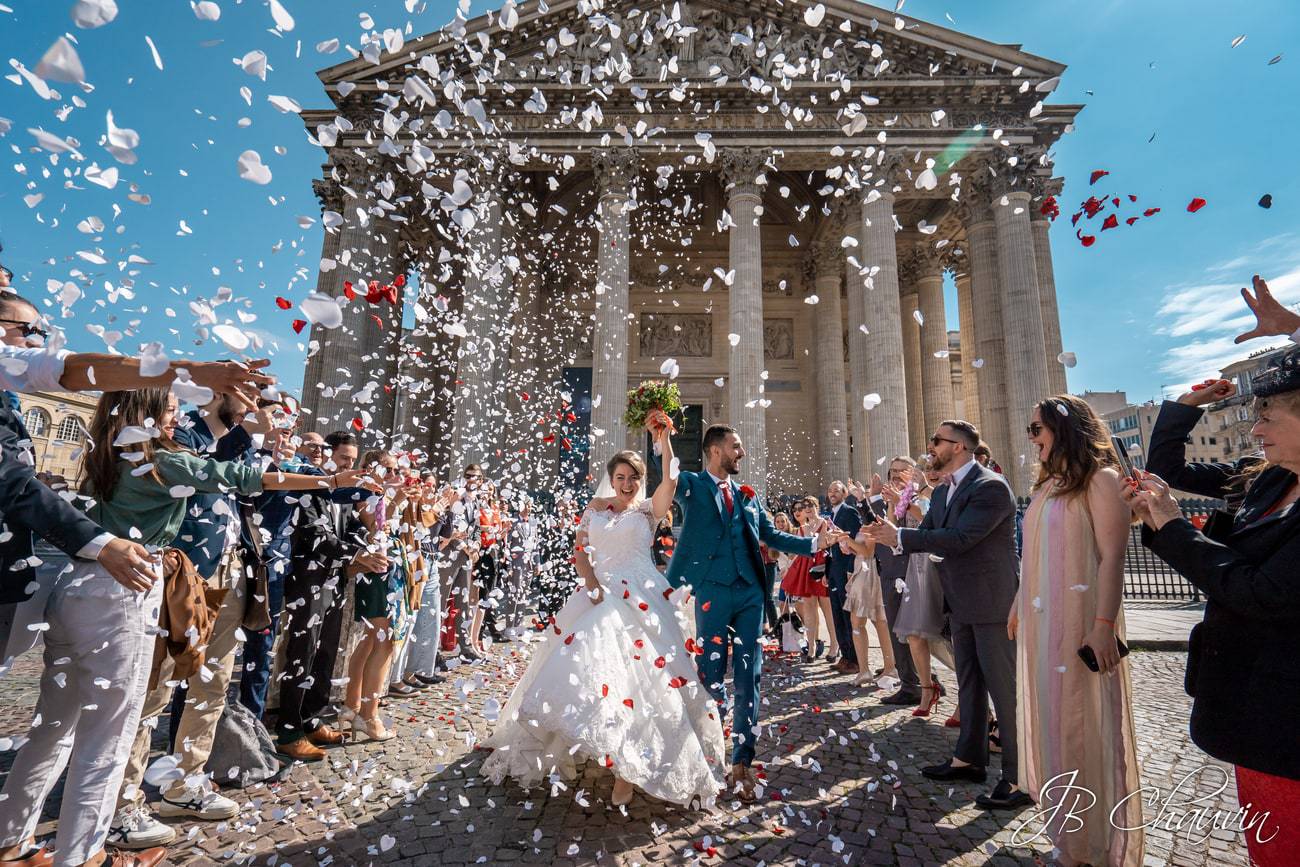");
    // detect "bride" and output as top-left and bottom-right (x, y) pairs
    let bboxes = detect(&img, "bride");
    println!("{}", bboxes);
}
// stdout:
(481, 416), (726, 808)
